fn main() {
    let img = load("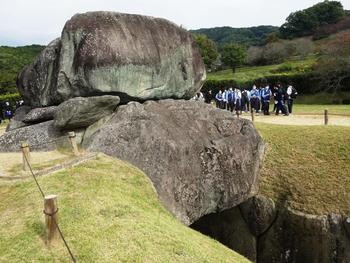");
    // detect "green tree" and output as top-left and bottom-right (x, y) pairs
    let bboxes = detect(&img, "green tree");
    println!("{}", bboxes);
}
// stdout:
(221, 44), (246, 73)
(313, 31), (350, 93)
(0, 45), (44, 96)
(280, 1), (345, 39)
(193, 34), (219, 70)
